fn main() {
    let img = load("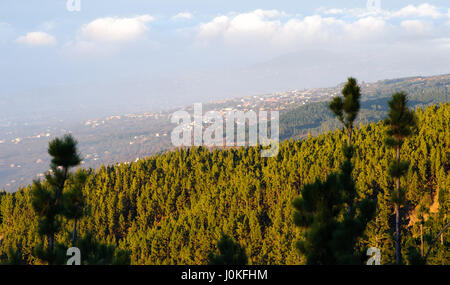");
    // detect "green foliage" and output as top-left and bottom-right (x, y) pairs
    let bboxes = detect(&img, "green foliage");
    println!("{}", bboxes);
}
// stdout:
(0, 103), (448, 265)
(385, 92), (418, 264)
(292, 152), (376, 264)
(33, 242), (68, 265)
(31, 135), (84, 264)
(26, 135), (130, 265)
(0, 247), (25, 265)
(407, 247), (425, 265)
(329, 77), (361, 131)
(384, 92), (417, 148)
(48, 135), (82, 169)
(208, 234), (248, 265)
(390, 187), (407, 206)
(76, 233), (131, 265)
(292, 78), (375, 265)
(293, 173), (342, 264)
(388, 161), (410, 178)
(62, 170), (88, 221)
